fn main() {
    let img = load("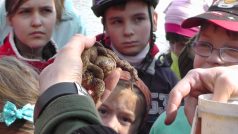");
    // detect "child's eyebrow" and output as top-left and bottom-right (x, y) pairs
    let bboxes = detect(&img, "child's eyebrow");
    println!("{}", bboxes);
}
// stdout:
(18, 6), (32, 10)
(108, 16), (121, 21)
(121, 111), (136, 120)
(40, 6), (54, 9)
(133, 12), (146, 16)
(100, 103), (112, 111)
(19, 5), (53, 10)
